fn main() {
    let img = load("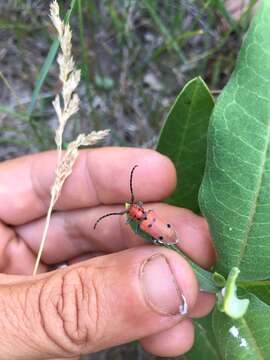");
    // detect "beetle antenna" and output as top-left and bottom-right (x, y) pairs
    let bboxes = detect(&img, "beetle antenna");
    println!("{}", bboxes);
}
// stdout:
(130, 165), (138, 204)
(93, 210), (127, 229)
